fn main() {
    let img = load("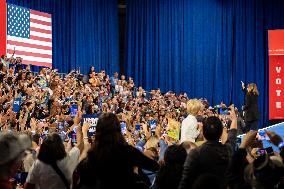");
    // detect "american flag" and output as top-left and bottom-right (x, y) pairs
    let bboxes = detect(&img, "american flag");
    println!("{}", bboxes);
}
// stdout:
(7, 4), (52, 67)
